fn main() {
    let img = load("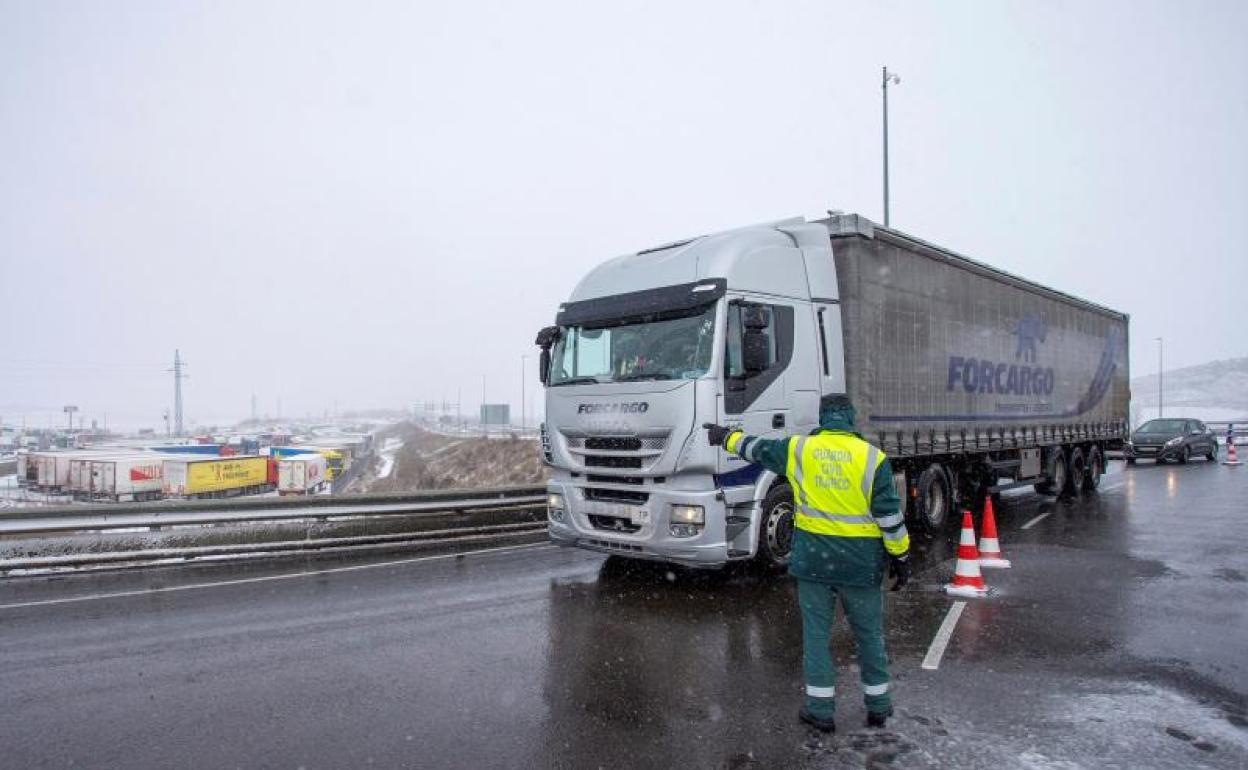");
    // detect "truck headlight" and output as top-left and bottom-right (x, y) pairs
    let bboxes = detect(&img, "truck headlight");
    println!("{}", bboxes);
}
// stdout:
(547, 492), (566, 522)
(669, 504), (704, 538)
(670, 505), (704, 524)
(1165, 437), (1183, 447)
